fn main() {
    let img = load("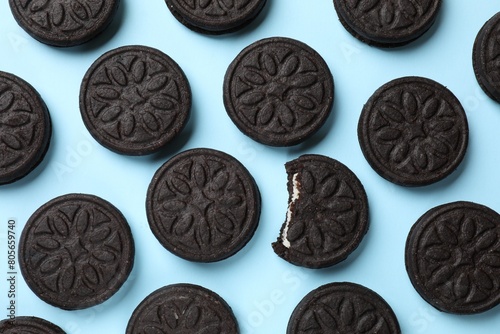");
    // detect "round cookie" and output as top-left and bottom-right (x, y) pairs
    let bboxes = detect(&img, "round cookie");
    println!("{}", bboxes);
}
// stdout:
(405, 201), (500, 314)
(287, 282), (401, 333)
(0, 316), (65, 333)
(223, 37), (334, 147)
(19, 193), (134, 310)
(272, 154), (368, 269)
(332, 0), (441, 47)
(126, 284), (238, 333)
(358, 76), (468, 186)
(80, 45), (191, 155)
(9, 0), (120, 47)
(0, 71), (51, 185)
(473, 12), (500, 103)
(165, 0), (267, 34)
(146, 148), (260, 262)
